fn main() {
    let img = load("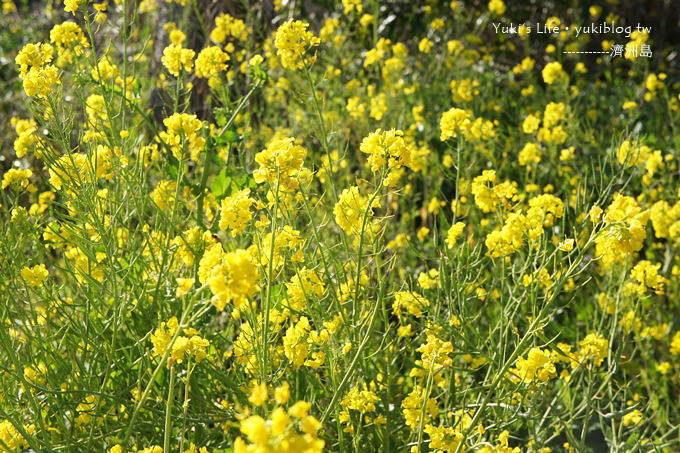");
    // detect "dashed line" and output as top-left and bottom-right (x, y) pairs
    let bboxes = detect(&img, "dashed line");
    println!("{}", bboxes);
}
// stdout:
(563, 51), (609, 54)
